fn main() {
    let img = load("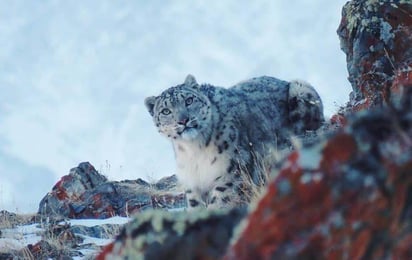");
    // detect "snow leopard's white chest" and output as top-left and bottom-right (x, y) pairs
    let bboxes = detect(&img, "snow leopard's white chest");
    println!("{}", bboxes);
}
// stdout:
(173, 141), (230, 192)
